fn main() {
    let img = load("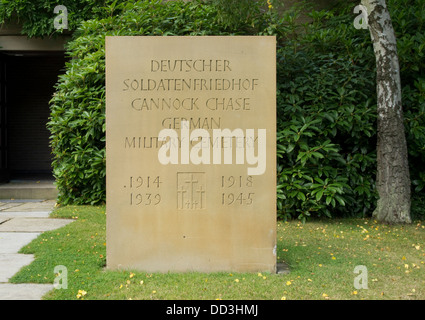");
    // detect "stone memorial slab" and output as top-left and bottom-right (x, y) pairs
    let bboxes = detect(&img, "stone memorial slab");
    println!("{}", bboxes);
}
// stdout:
(106, 36), (276, 273)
